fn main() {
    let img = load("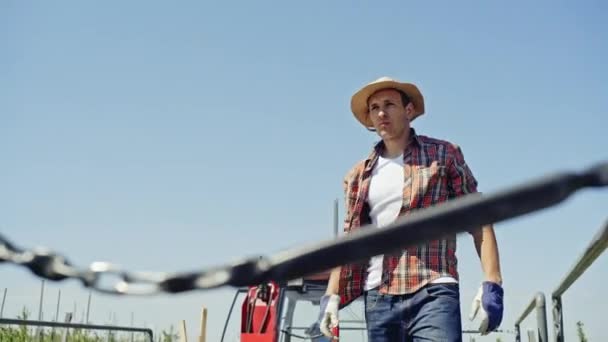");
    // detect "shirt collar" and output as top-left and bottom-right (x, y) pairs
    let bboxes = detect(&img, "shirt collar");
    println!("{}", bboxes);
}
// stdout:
(364, 128), (421, 173)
